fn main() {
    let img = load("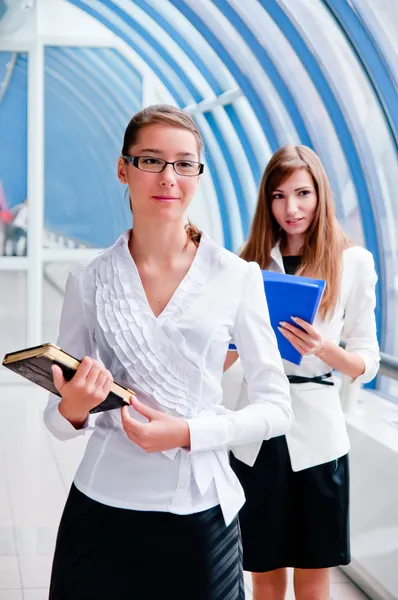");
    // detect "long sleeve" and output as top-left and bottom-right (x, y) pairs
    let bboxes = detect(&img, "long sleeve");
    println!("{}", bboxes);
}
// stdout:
(43, 268), (97, 440)
(341, 249), (380, 384)
(187, 262), (293, 452)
